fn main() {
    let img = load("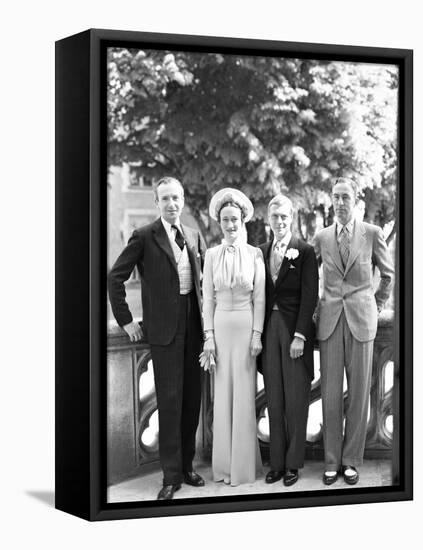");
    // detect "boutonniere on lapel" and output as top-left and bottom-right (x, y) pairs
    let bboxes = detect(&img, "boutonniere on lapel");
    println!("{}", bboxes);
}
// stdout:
(285, 248), (299, 268)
